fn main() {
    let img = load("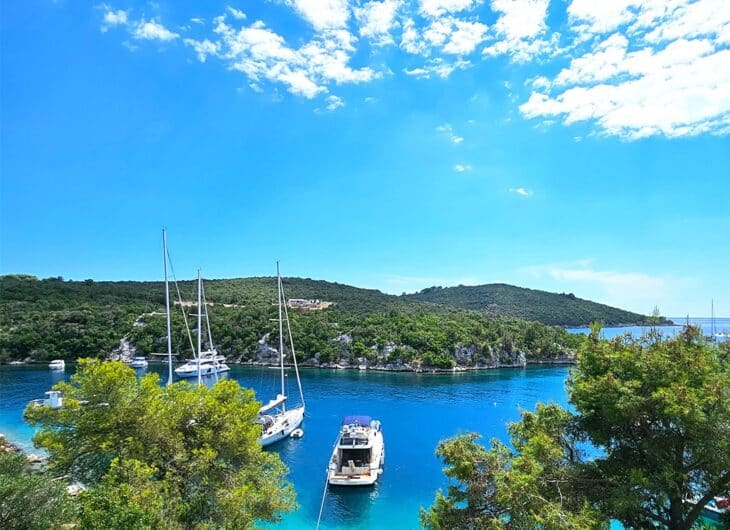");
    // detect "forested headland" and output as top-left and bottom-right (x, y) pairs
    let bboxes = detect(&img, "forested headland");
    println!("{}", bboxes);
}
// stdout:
(0, 274), (659, 368)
